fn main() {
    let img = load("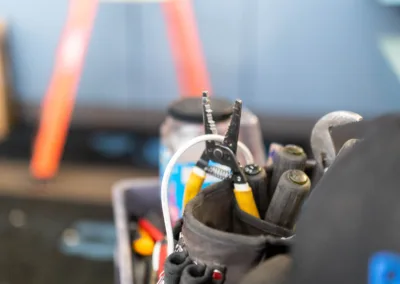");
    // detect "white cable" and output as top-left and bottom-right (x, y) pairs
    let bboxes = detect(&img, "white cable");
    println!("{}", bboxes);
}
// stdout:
(161, 134), (254, 255)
